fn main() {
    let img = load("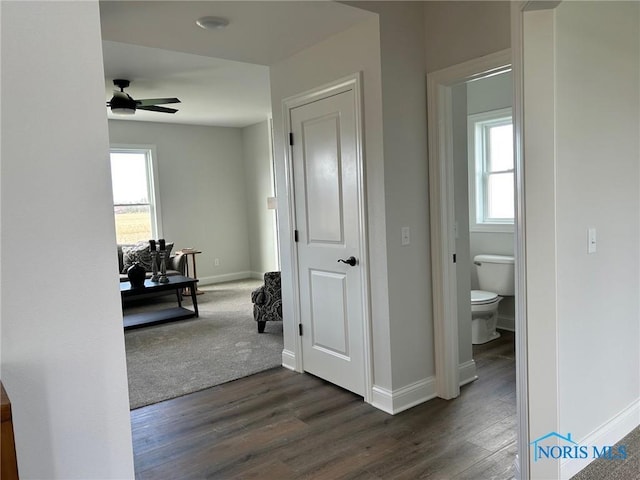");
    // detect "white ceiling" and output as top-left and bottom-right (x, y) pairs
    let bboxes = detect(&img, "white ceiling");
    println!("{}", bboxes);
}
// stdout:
(100, 1), (376, 127)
